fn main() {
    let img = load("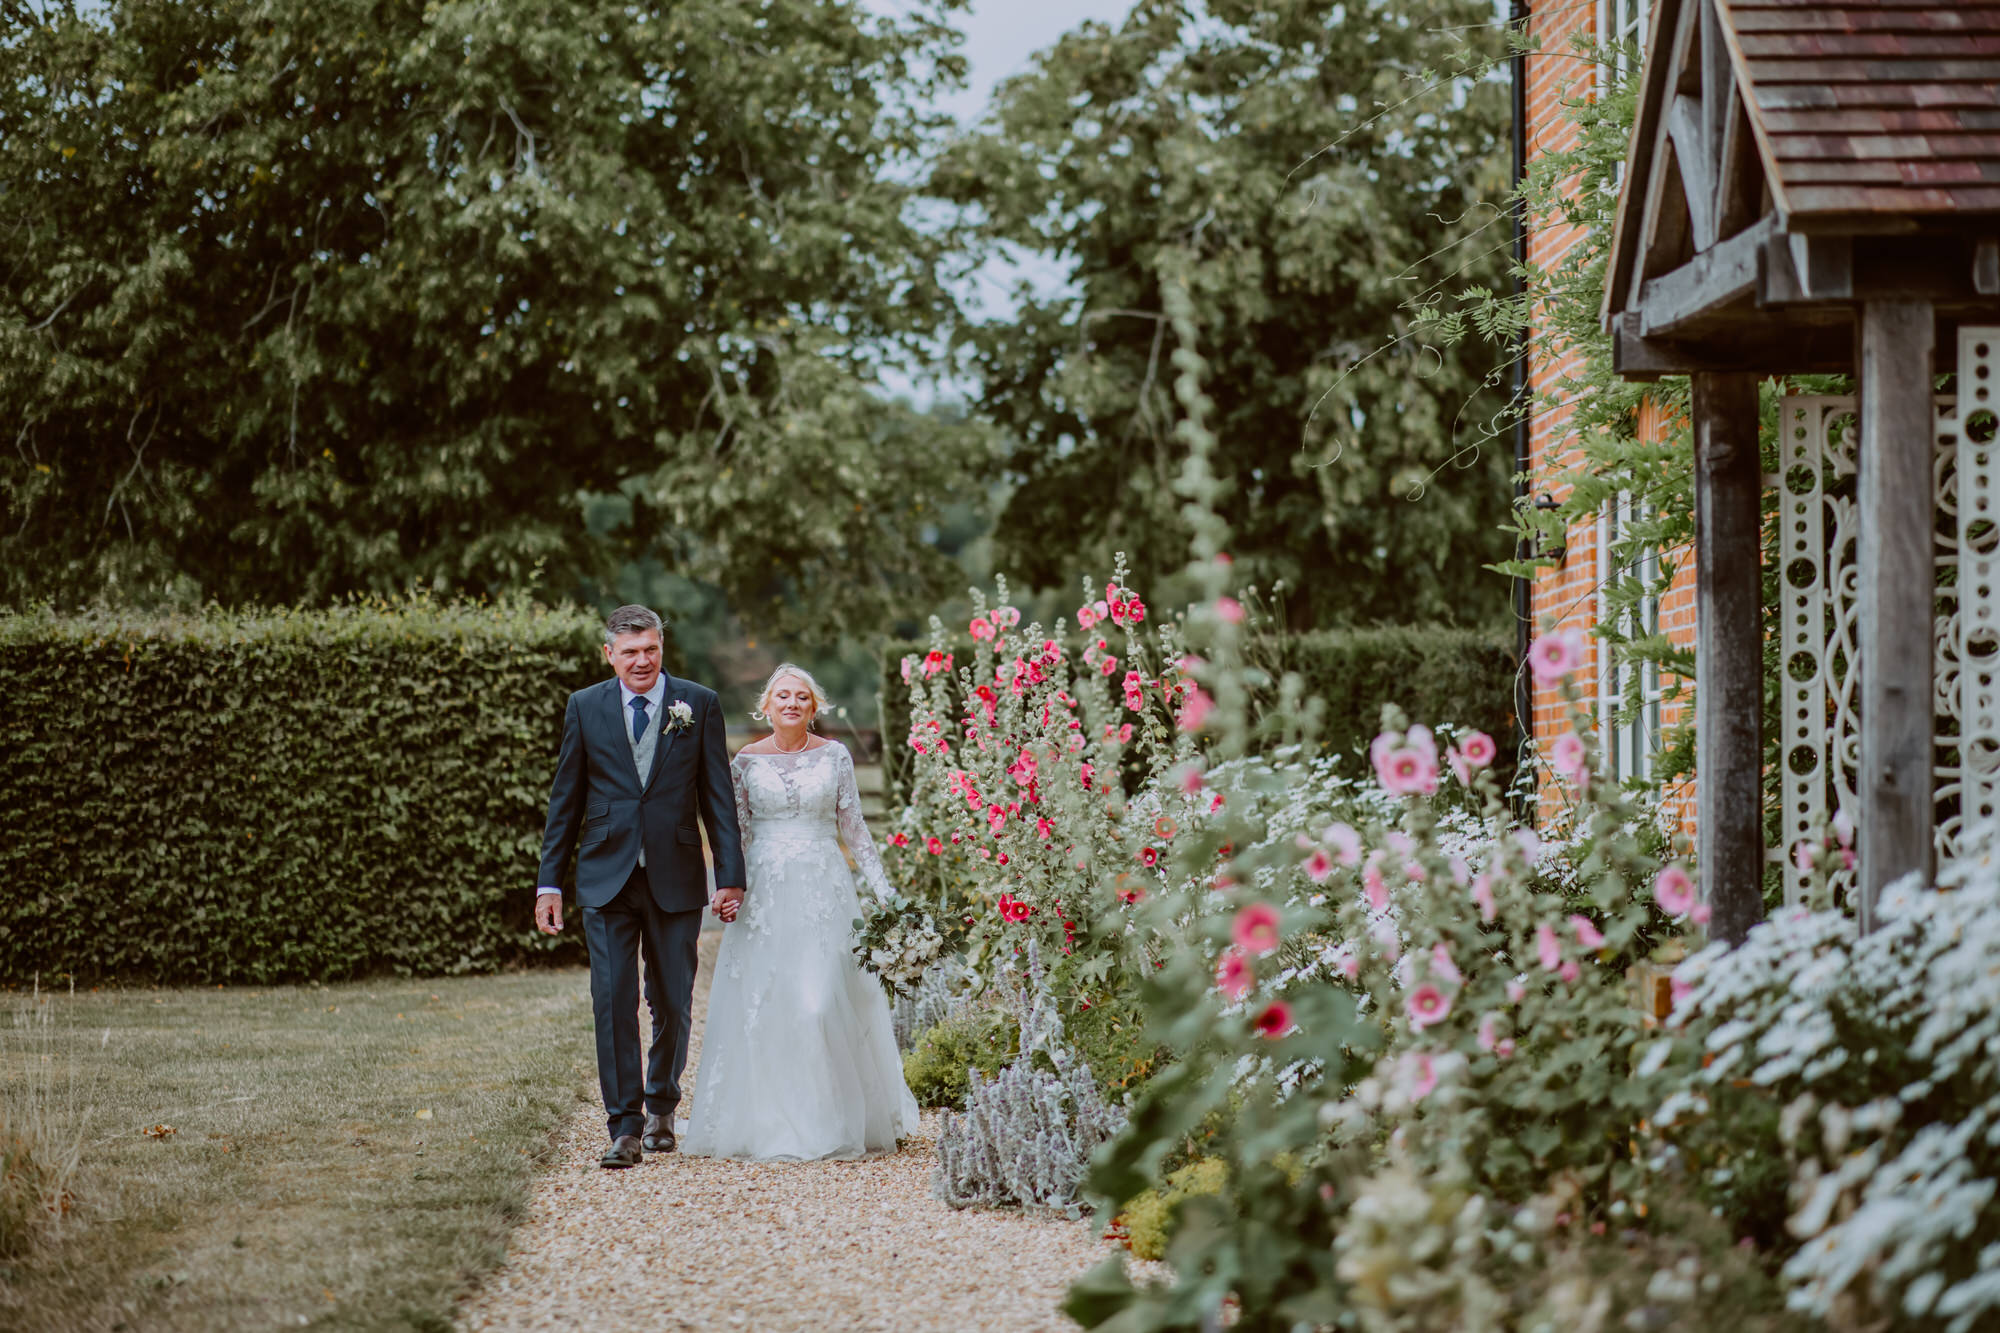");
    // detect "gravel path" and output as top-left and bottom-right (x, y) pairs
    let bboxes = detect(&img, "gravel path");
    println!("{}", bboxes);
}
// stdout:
(459, 932), (1140, 1332)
